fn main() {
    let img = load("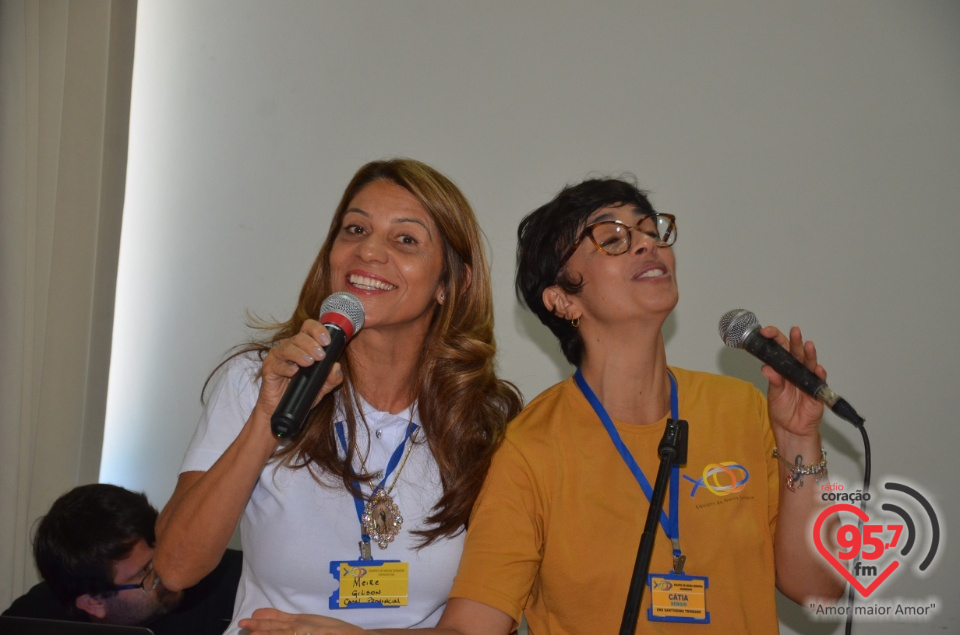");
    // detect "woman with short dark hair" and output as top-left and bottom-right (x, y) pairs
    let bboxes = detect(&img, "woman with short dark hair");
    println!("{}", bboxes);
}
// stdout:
(437, 175), (844, 633)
